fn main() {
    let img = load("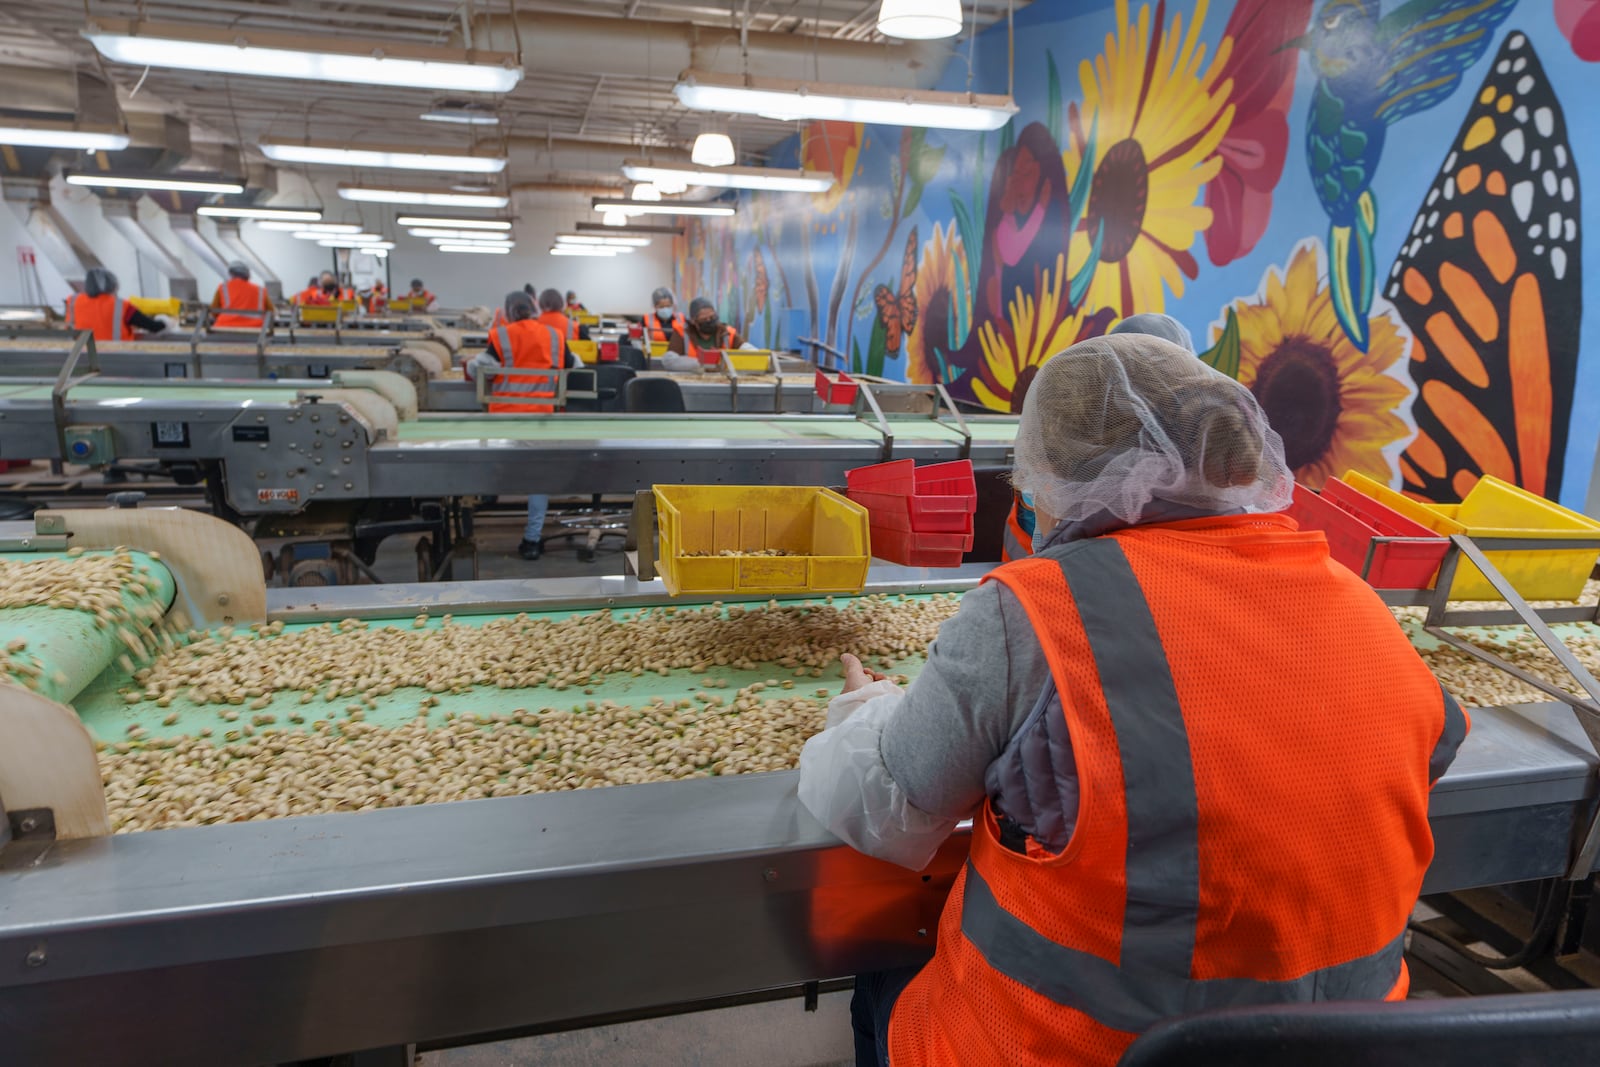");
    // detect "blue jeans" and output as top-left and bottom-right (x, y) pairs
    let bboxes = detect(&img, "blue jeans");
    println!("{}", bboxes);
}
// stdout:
(524, 494), (548, 543)
(851, 966), (920, 1066)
